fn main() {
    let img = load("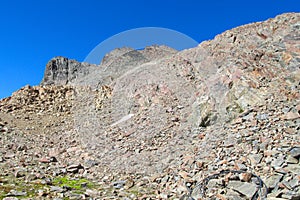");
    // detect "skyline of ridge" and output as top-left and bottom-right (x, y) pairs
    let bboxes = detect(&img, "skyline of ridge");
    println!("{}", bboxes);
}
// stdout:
(0, 1), (299, 99)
